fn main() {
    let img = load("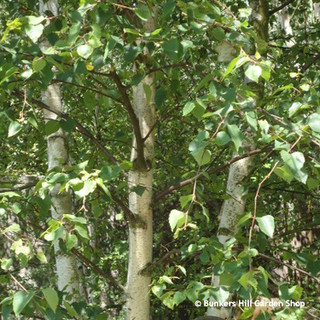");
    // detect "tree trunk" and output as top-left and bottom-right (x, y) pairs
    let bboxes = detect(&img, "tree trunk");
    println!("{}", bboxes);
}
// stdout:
(207, 1), (269, 318)
(277, 6), (295, 47)
(125, 10), (157, 320)
(40, 0), (81, 298)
